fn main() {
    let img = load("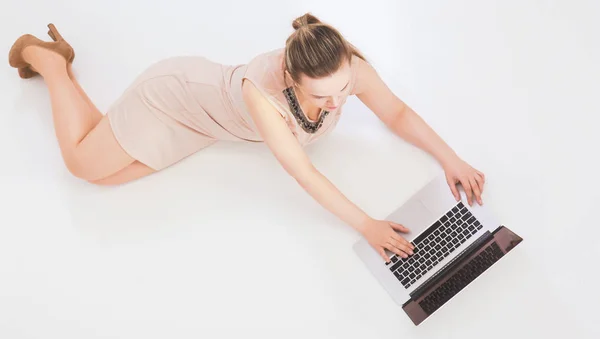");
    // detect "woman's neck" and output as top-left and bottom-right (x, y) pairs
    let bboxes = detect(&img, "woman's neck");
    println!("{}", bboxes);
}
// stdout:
(292, 86), (321, 121)
(283, 71), (322, 121)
